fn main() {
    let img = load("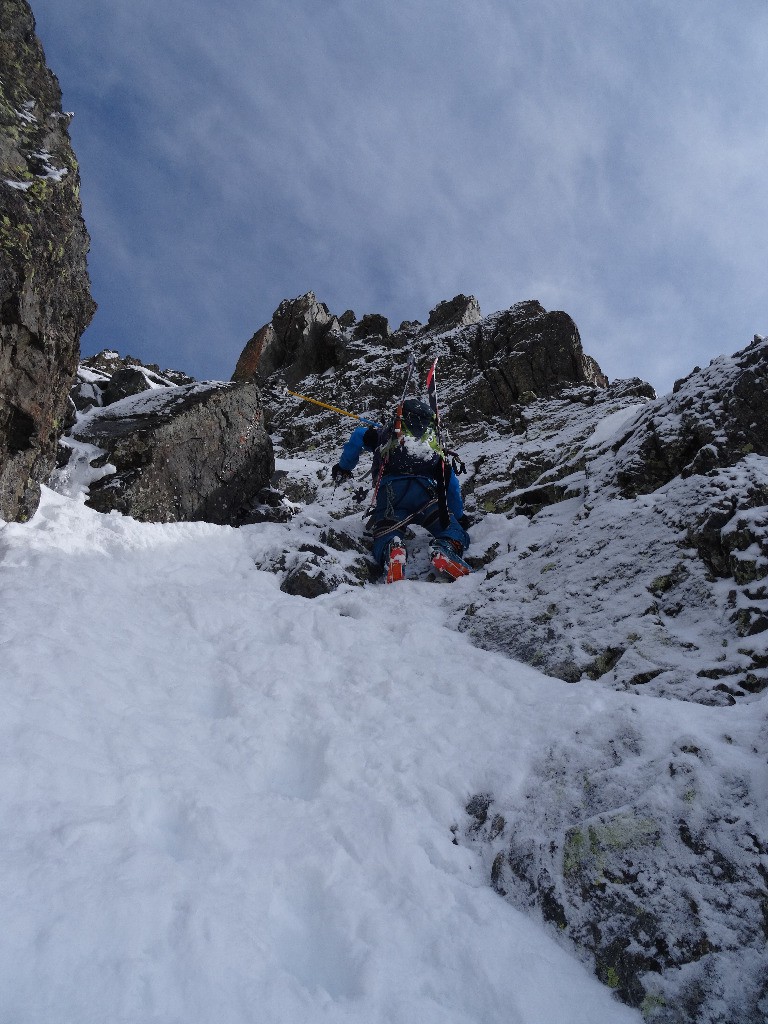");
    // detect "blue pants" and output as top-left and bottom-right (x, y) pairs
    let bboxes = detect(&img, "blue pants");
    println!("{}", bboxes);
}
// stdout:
(370, 476), (470, 566)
